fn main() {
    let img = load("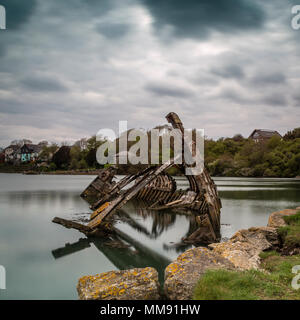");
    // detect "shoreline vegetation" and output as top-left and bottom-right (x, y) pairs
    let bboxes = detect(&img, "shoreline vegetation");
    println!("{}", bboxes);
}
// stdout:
(0, 165), (299, 179)
(193, 252), (300, 300)
(0, 170), (300, 178)
(193, 210), (300, 300)
(76, 209), (300, 300)
(1, 128), (300, 178)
